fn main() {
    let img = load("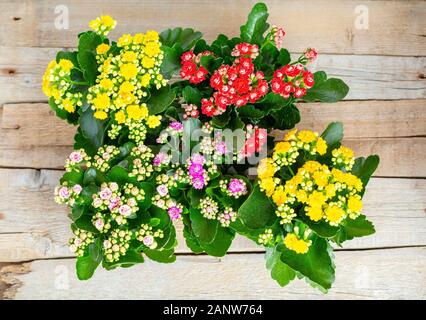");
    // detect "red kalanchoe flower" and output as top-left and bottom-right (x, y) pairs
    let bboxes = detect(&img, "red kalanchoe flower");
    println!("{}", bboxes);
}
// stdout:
(231, 42), (259, 59)
(179, 51), (212, 84)
(181, 51), (195, 64)
(304, 48), (318, 62)
(201, 98), (216, 117)
(303, 71), (315, 88)
(271, 63), (314, 99)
